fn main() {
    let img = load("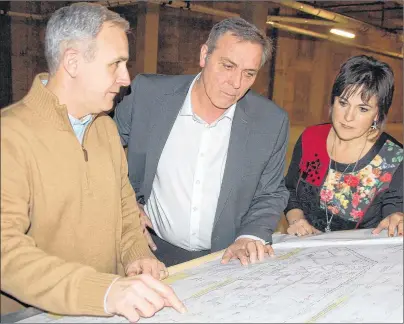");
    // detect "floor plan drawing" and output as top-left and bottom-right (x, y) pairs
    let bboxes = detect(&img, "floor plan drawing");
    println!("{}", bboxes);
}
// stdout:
(18, 230), (403, 323)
